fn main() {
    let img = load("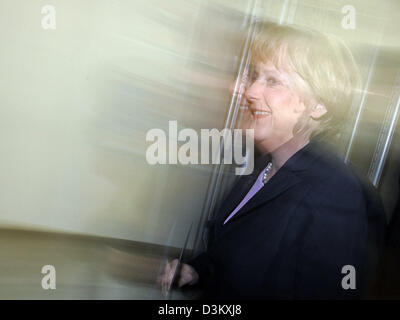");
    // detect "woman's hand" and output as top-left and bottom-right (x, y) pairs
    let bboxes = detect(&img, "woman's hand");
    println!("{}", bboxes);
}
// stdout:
(157, 259), (199, 297)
